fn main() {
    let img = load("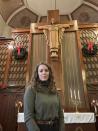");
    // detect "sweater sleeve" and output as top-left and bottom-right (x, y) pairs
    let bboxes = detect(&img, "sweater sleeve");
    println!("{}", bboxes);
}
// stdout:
(58, 95), (65, 131)
(24, 85), (40, 131)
